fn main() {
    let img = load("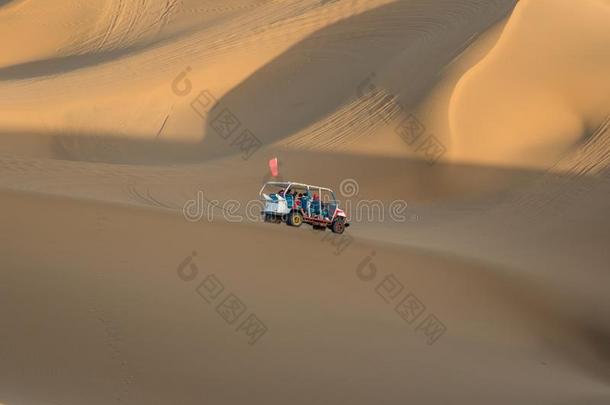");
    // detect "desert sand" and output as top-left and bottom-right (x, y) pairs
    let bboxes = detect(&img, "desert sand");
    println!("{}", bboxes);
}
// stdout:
(1, 0), (609, 404)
